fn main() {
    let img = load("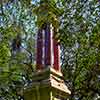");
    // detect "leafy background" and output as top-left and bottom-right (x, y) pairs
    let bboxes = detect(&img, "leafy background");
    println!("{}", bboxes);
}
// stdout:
(0, 0), (100, 100)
